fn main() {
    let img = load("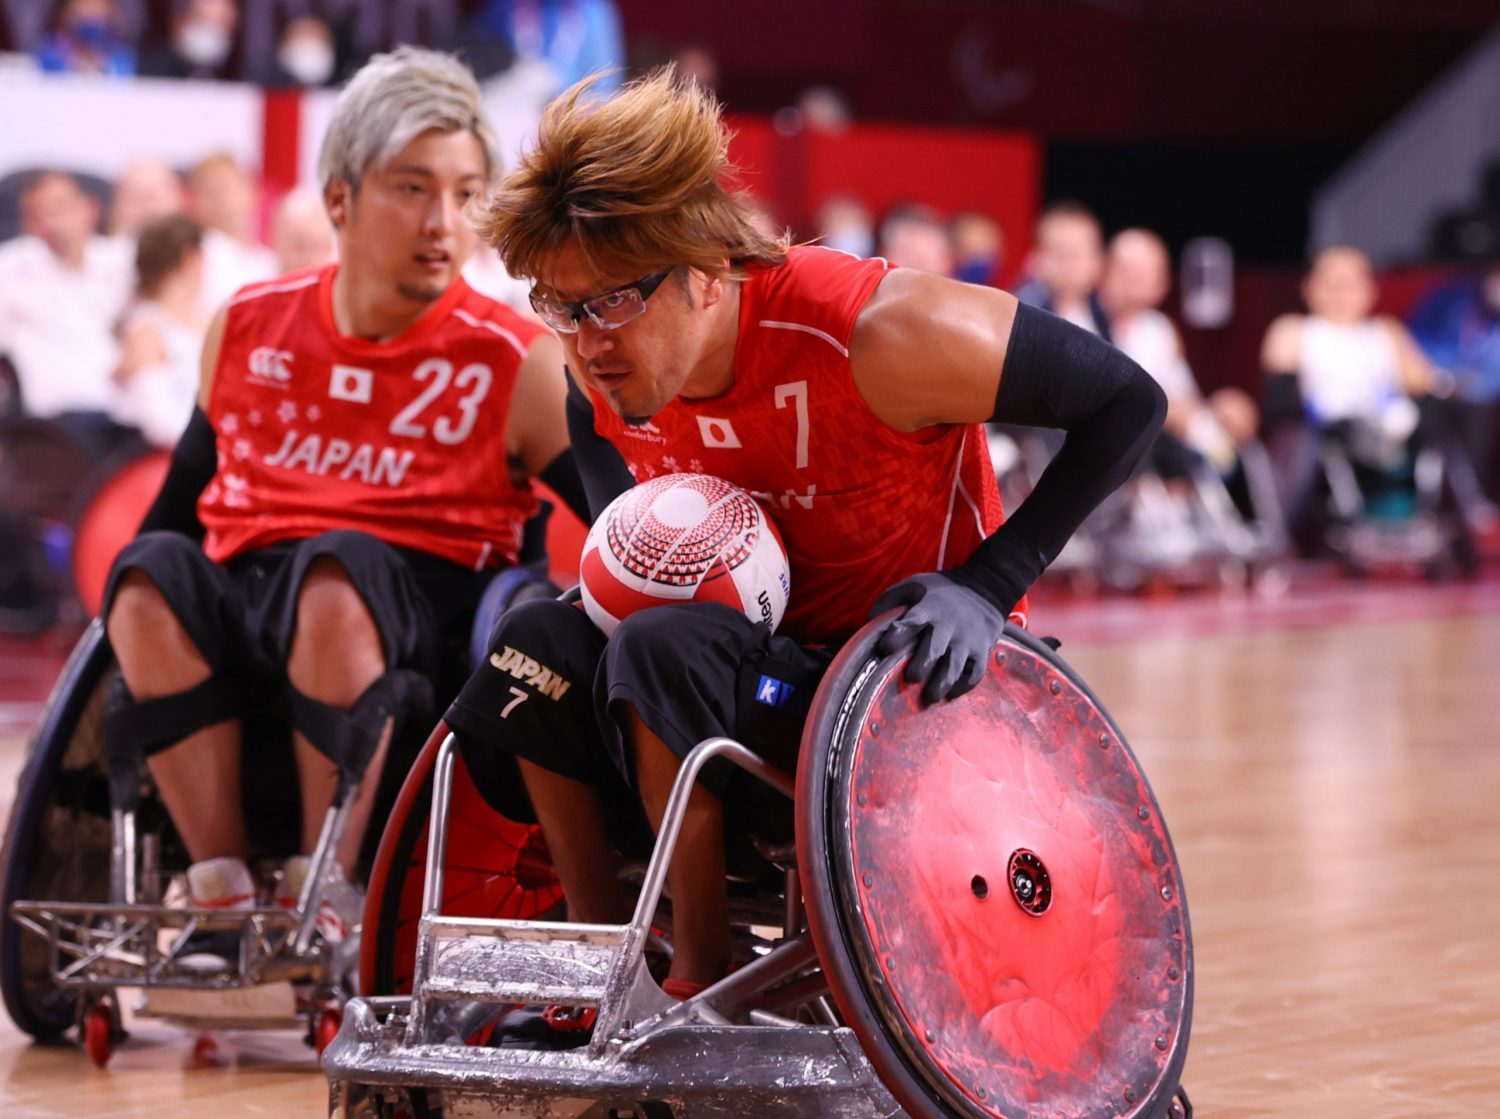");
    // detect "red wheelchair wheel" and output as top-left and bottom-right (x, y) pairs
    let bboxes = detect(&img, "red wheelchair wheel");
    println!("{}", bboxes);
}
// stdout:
(798, 620), (1192, 1119)
(71, 450), (170, 618)
(360, 722), (563, 996)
